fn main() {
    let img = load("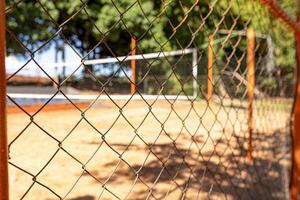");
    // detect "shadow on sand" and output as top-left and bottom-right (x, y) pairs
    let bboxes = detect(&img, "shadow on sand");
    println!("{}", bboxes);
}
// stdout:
(75, 127), (292, 200)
